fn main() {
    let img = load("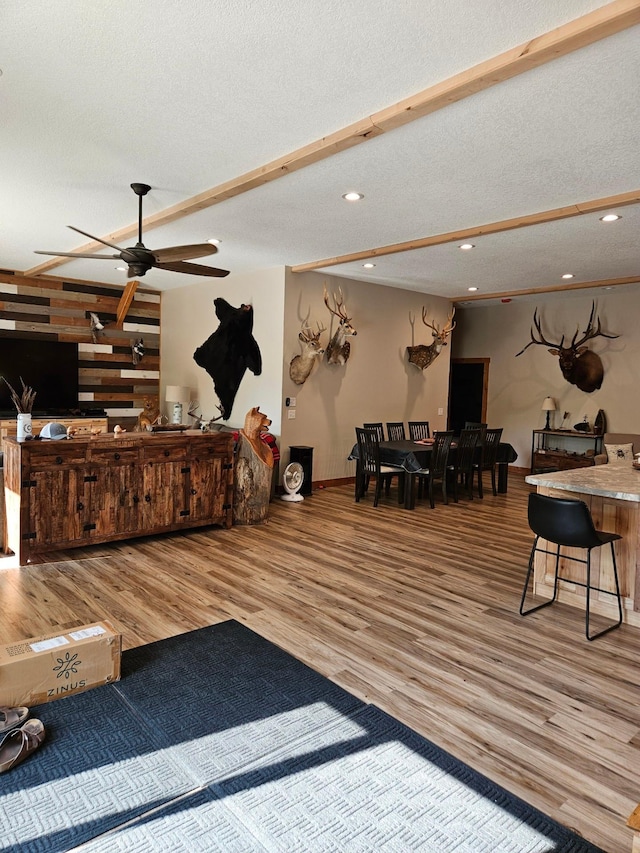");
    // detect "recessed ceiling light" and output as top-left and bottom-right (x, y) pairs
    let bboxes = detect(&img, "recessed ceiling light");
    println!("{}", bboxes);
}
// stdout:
(362, 262), (375, 268)
(600, 214), (621, 222)
(468, 286), (478, 292)
(562, 273), (574, 279)
(208, 238), (221, 245)
(342, 192), (364, 201)
(459, 243), (475, 250)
